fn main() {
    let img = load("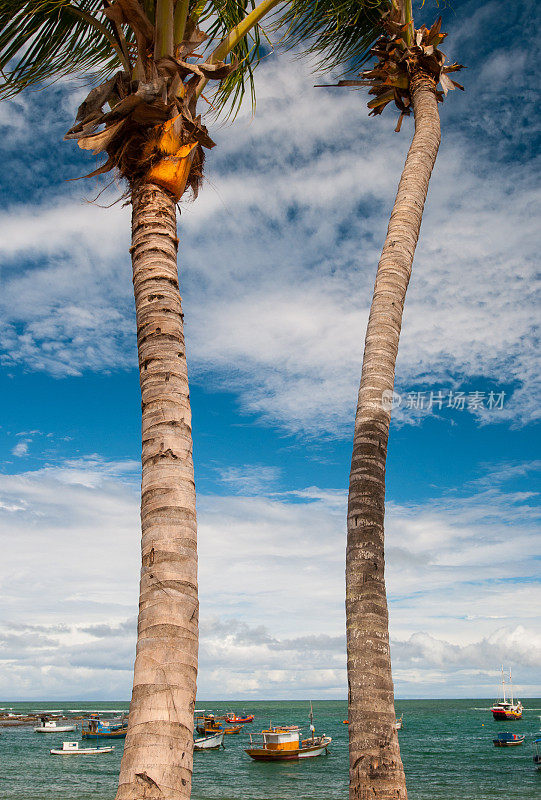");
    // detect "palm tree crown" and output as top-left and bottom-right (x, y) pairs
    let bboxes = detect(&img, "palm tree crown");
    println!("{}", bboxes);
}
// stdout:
(0, 0), (285, 198)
